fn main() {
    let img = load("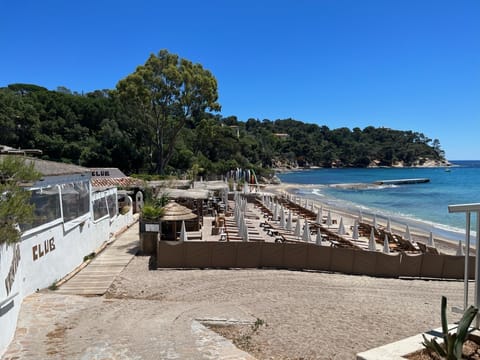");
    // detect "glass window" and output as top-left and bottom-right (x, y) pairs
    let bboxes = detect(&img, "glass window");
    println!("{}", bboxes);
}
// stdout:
(21, 186), (61, 231)
(106, 193), (117, 218)
(93, 198), (108, 220)
(61, 181), (90, 222)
